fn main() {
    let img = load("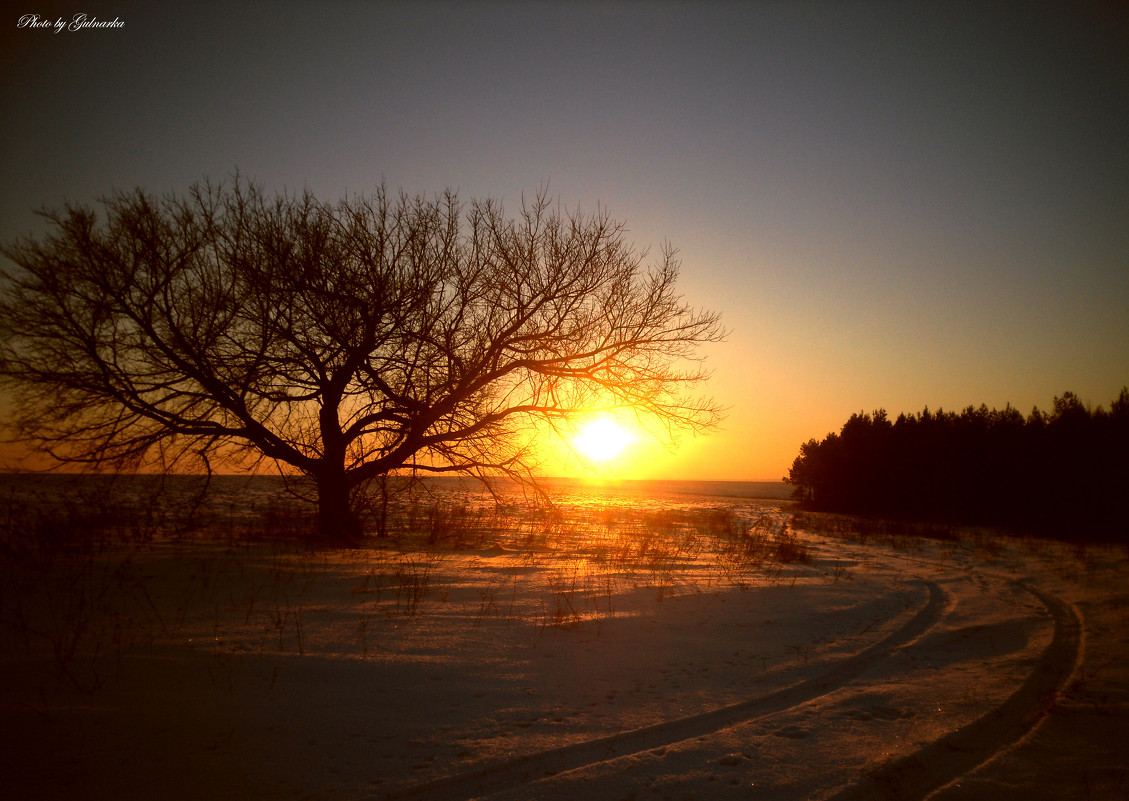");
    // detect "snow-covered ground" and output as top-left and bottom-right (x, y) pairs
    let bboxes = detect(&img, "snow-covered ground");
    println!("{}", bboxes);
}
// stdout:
(2, 500), (1126, 800)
